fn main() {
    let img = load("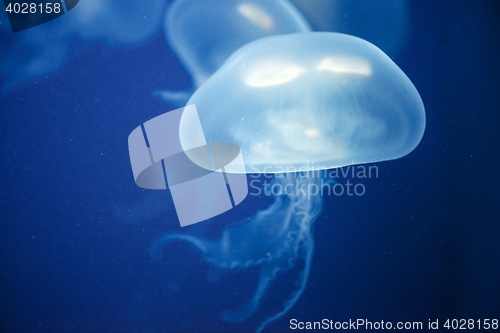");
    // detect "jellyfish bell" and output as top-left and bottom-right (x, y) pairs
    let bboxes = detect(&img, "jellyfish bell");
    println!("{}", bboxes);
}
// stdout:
(165, 0), (311, 86)
(180, 32), (425, 174)
(156, 0), (311, 106)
